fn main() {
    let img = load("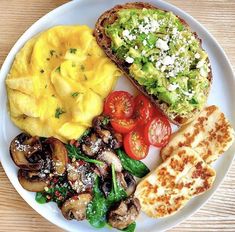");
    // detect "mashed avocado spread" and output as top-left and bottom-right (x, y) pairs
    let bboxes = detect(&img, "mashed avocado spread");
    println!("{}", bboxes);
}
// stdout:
(105, 8), (210, 117)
